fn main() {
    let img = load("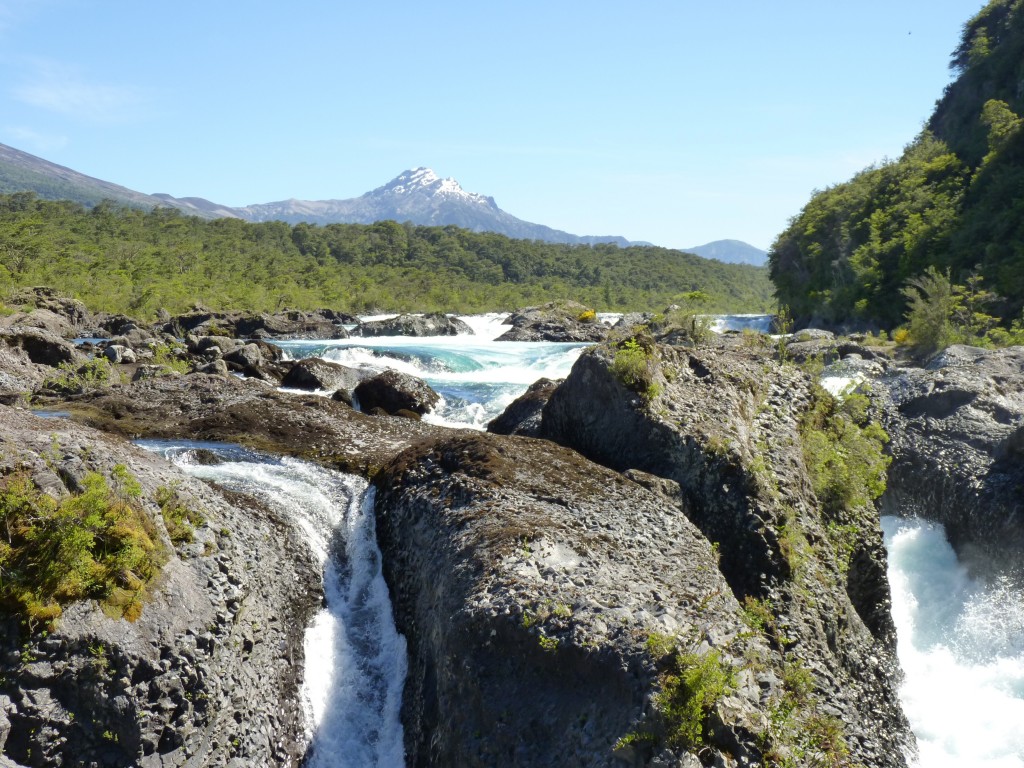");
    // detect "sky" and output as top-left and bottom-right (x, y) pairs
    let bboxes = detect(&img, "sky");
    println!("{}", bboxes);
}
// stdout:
(0, 0), (987, 251)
